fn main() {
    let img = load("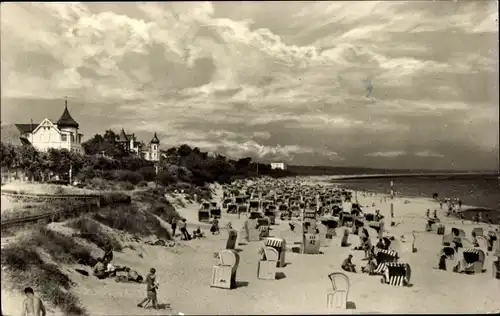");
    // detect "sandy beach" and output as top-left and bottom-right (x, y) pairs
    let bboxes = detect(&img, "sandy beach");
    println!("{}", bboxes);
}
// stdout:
(2, 178), (500, 315)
